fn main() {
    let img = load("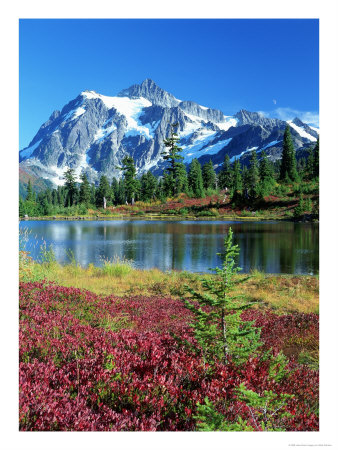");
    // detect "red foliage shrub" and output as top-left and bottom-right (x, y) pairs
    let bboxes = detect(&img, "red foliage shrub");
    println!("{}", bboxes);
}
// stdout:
(19, 281), (319, 431)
